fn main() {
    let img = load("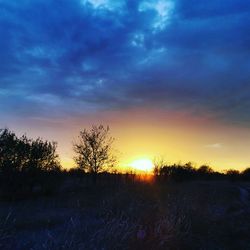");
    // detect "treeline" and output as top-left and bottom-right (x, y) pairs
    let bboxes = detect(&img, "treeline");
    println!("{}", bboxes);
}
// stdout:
(0, 129), (61, 196)
(1, 127), (250, 199)
(154, 162), (250, 182)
